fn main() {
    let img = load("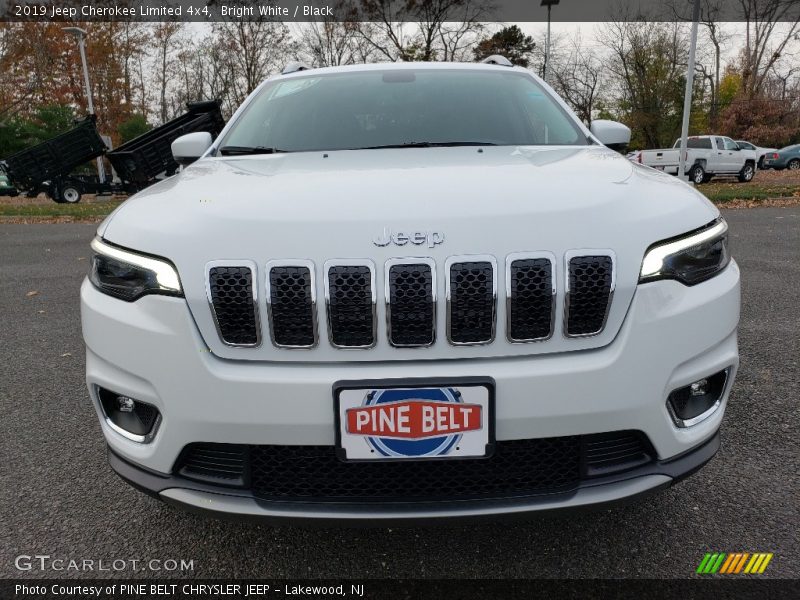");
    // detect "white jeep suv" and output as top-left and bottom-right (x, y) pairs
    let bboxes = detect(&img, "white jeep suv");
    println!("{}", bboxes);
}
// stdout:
(81, 60), (739, 523)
